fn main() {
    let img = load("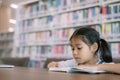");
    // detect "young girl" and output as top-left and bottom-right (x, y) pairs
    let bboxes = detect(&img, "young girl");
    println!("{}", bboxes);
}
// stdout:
(48, 27), (120, 74)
